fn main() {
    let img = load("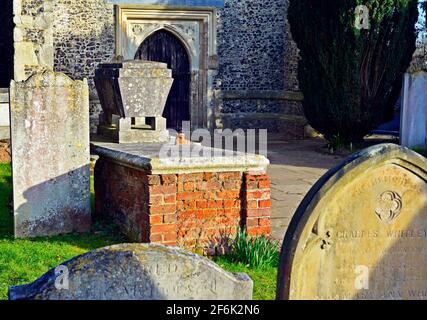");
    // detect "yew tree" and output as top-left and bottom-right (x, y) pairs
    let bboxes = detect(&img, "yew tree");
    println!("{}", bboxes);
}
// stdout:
(288, 0), (419, 143)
